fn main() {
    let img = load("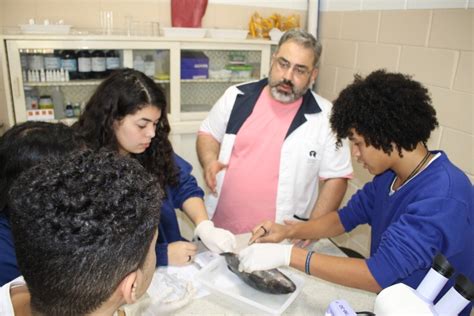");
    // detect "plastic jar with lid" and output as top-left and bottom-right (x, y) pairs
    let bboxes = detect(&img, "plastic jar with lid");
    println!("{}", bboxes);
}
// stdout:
(39, 95), (53, 109)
